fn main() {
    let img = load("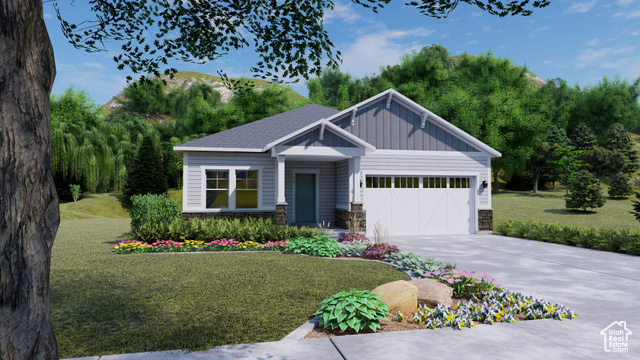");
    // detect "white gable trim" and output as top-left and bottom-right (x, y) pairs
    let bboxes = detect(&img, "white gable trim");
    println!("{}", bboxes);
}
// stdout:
(263, 119), (376, 152)
(174, 146), (263, 153)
